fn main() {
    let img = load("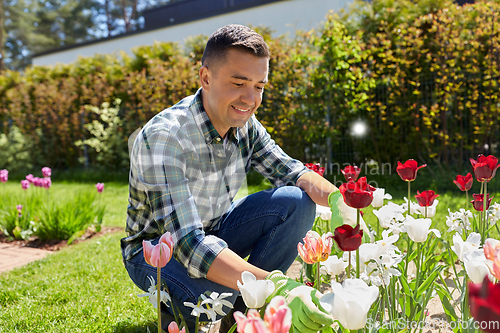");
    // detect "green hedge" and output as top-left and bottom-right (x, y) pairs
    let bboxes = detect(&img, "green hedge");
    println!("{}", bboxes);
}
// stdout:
(1, 0), (499, 180)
